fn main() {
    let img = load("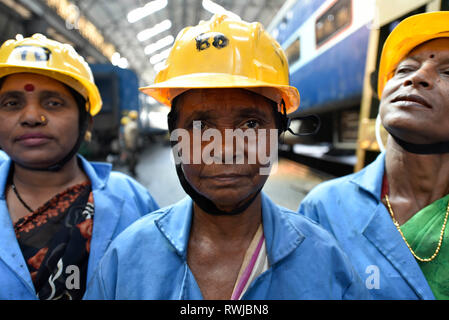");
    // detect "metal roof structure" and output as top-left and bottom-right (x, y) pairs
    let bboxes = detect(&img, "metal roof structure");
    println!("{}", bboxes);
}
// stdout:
(70, 0), (287, 84)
